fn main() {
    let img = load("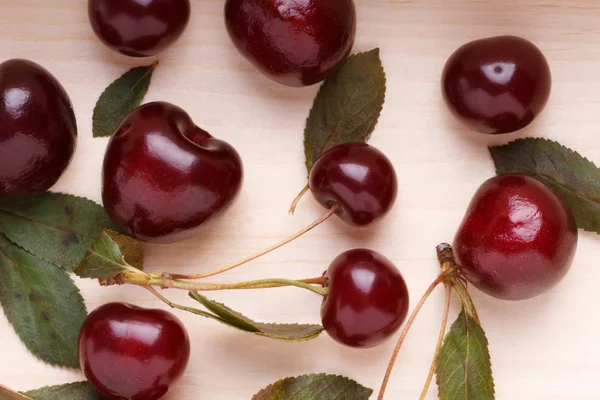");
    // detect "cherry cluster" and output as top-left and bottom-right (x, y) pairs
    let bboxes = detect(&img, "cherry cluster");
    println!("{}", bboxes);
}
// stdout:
(0, 0), (579, 399)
